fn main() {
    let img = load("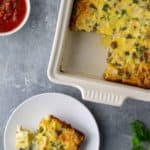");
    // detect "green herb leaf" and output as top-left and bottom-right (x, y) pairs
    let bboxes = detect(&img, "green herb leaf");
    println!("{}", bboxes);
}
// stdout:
(130, 120), (150, 150)
(132, 135), (141, 146)
(130, 120), (150, 141)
